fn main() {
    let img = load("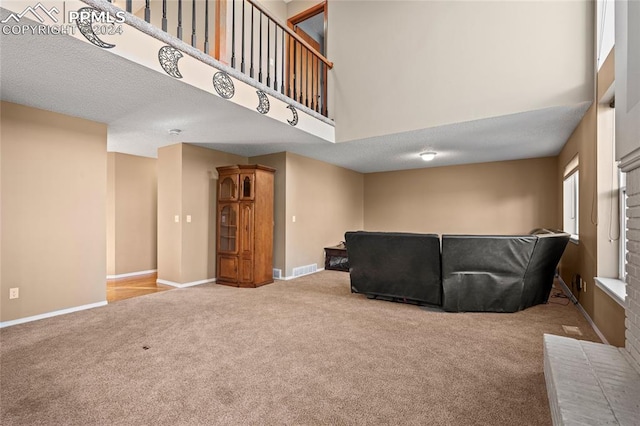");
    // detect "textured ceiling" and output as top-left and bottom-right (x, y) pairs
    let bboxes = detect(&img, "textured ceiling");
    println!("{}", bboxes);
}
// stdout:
(197, 102), (590, 173)
(1, 7), (589, 173)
